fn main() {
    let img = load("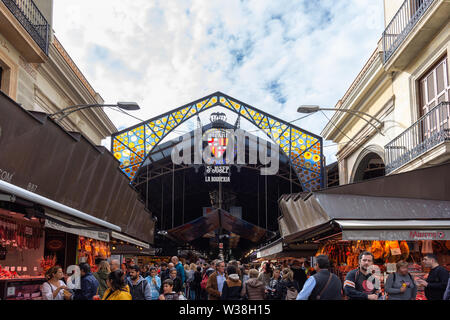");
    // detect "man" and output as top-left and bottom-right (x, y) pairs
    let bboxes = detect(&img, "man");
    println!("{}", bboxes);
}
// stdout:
(343, 251), (379, 300)
(72, 263), (99, 300)
(290, 259), (307, 291)
(416, 253), (449, 300)
(296, 255), (342, 300)
(206, 260), (226, 300)
(159, 262), (170, 282)
(110, 259), (120, 272)
(172, 256), (186, 285)
(126, 265), (151, 300)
